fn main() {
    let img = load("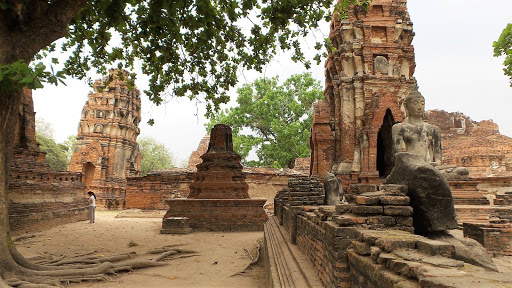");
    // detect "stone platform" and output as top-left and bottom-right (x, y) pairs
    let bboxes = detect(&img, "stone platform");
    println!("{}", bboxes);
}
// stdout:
(163, 198), (268, 231)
